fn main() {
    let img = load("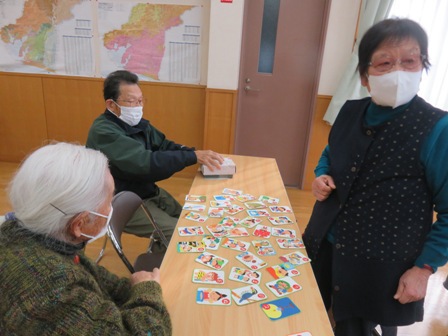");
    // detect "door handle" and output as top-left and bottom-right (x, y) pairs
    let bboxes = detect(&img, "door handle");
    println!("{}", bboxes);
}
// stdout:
(244, 86), (261, 92)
